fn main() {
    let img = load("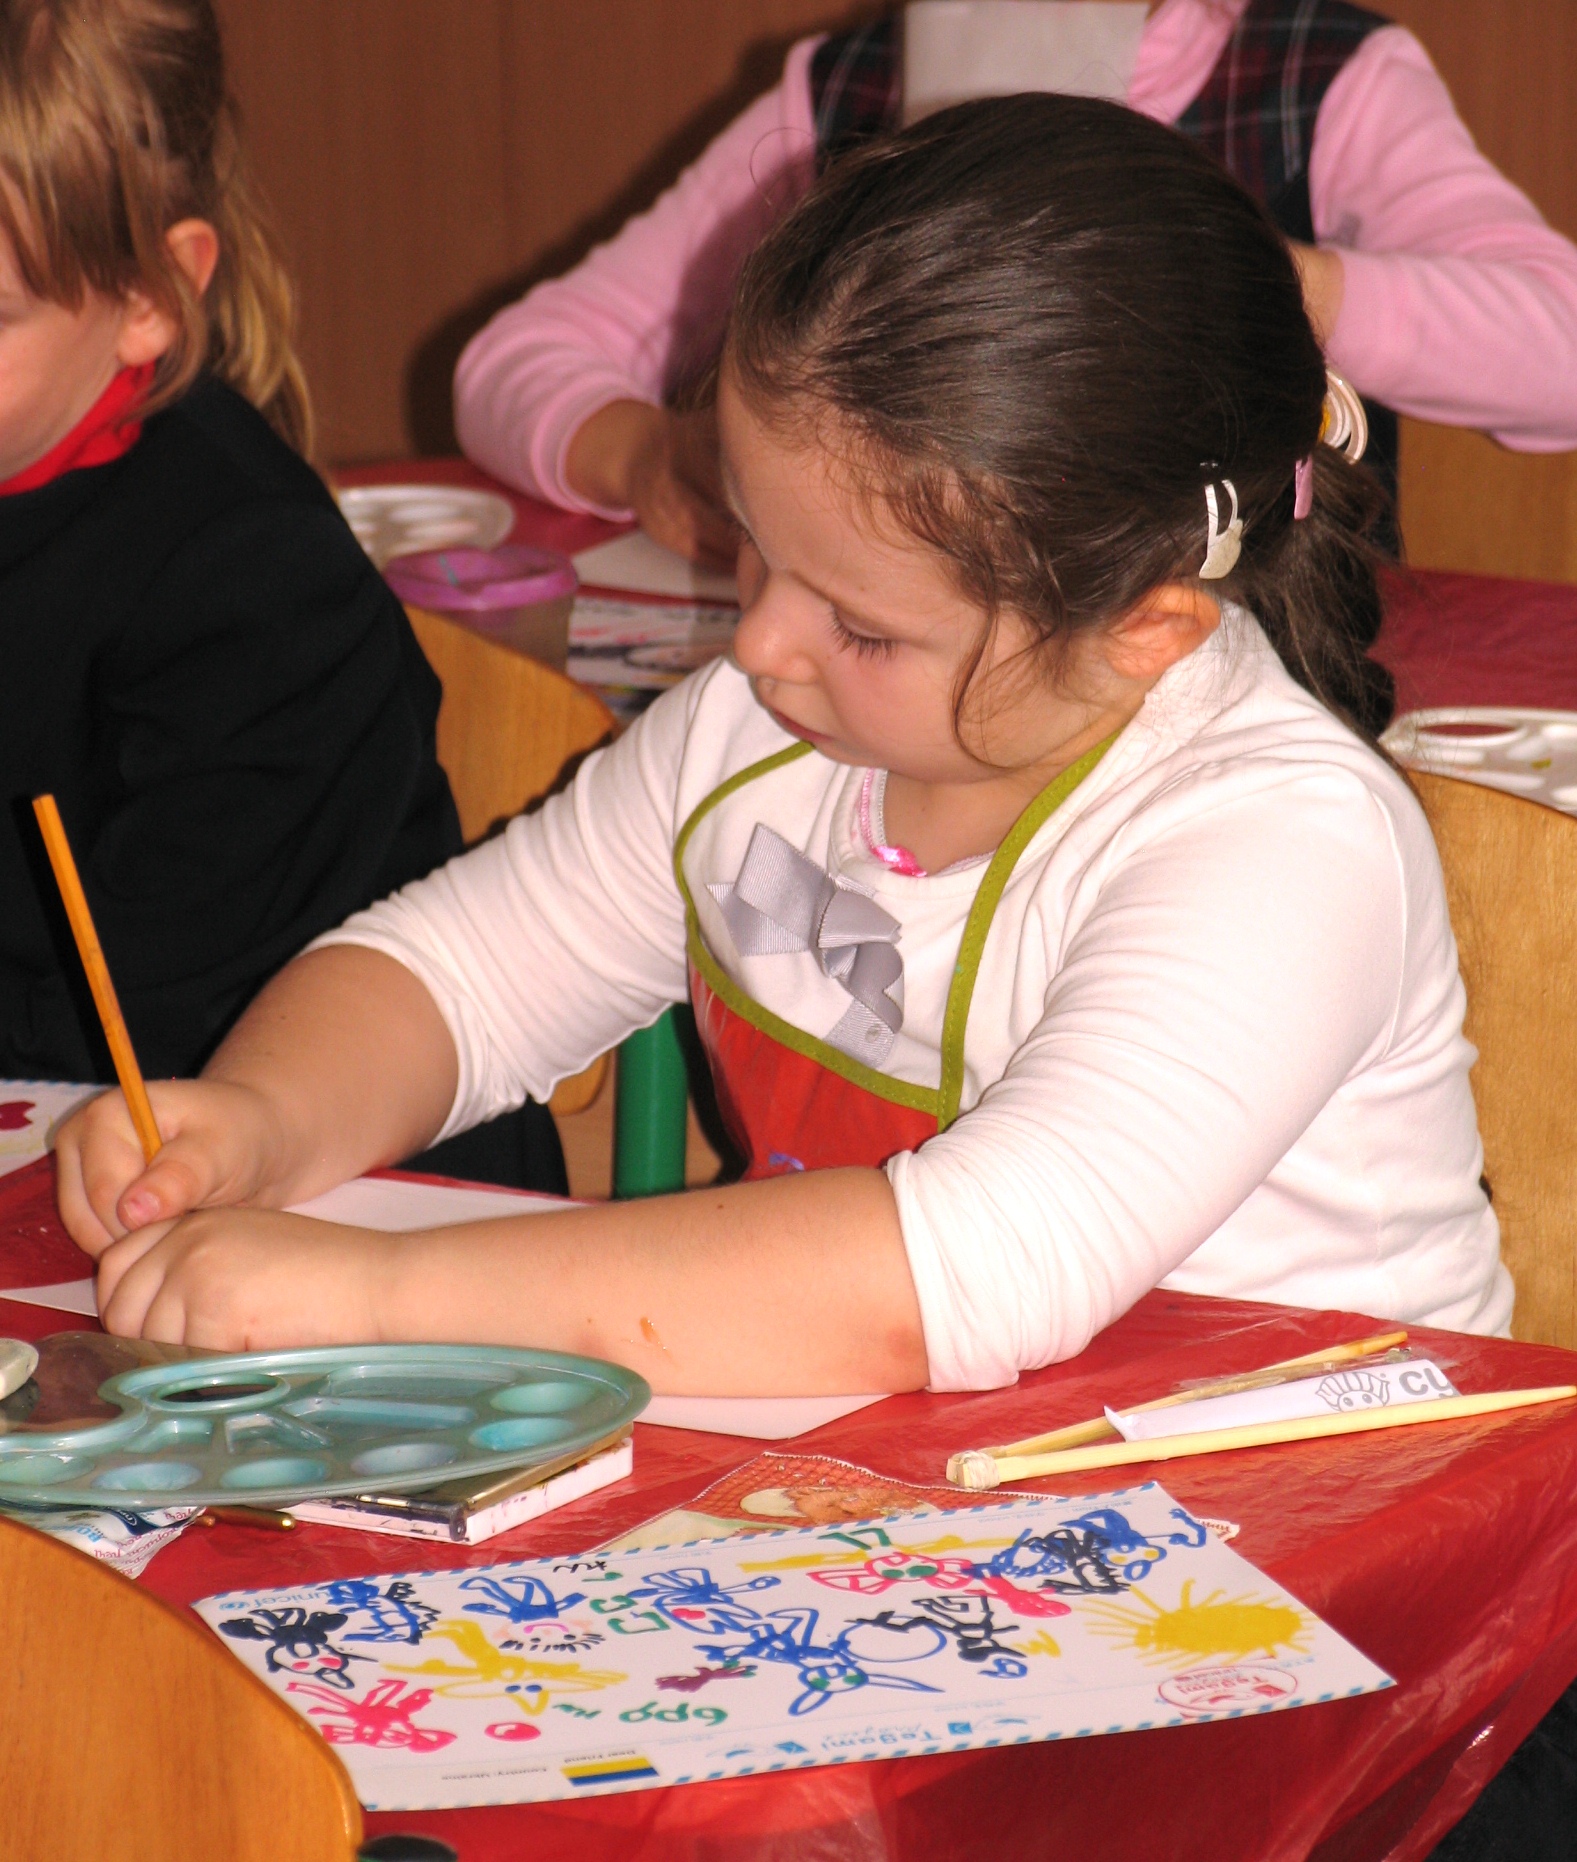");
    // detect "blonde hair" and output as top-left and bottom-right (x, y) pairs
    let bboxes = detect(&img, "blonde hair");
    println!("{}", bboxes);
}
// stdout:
(0, 0), (313, 454)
